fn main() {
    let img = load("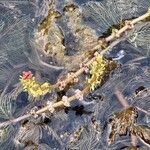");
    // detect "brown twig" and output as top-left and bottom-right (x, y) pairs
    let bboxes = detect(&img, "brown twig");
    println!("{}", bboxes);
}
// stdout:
(0, 86), (91, 129)
(105, 9), (150, 42)
(49, 9), (150, 91)
(136, 106), (150, 116)
(54, 57), (96, 88)
(114, 89), (129, 108)
(0, 114), (31, 129)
